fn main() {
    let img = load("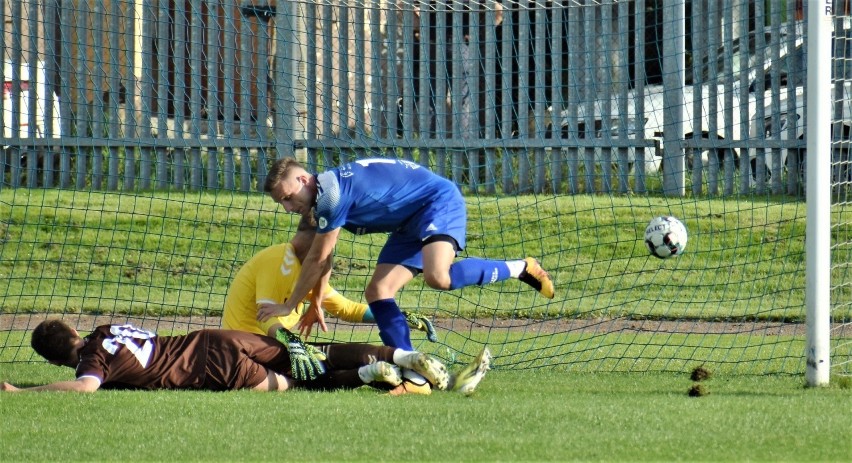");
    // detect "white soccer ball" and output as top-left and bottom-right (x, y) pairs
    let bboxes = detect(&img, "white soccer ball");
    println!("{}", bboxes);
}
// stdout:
(644, 216), (688, 259)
